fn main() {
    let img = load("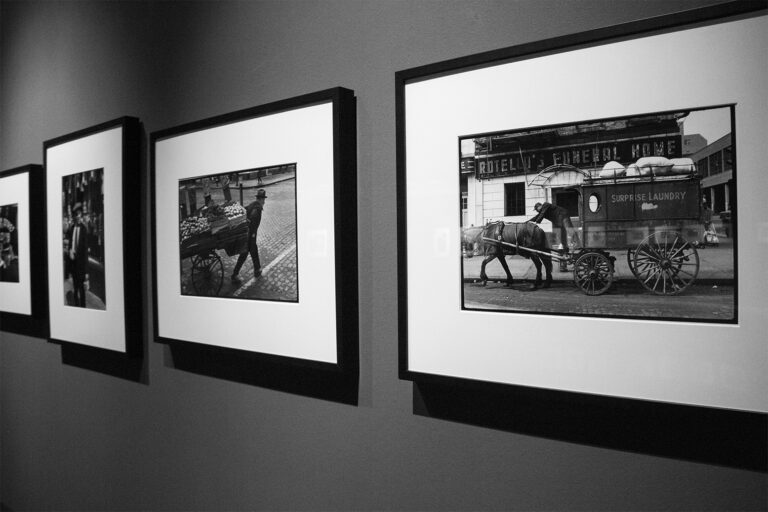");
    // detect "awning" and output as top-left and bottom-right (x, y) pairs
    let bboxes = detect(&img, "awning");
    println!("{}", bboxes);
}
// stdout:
(527, 164), (591, 187)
